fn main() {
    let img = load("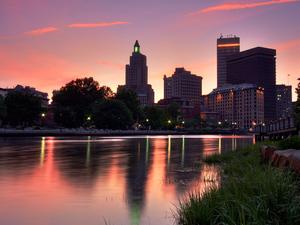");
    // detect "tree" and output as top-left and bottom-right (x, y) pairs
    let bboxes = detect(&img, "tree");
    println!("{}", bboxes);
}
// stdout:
(5, 90), (43, 126)
(52, 77), (113, 127)
(92, 99), (133, 130)
(0, 95), (6, 125)
(294, 78), (300, 129)
(166, 102), (180, 122)
(143, 106), (167, 129)
(115, 87), (141, 121)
